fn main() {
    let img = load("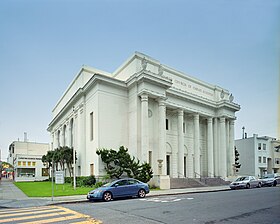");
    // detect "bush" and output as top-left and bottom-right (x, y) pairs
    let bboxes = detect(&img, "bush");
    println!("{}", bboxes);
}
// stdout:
(76, 176), (96, 187)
